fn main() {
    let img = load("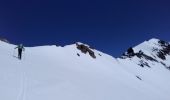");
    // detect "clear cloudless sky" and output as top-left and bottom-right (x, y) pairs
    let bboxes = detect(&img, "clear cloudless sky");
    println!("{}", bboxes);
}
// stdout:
(0, 0), (170, 57)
